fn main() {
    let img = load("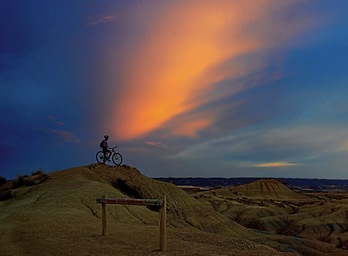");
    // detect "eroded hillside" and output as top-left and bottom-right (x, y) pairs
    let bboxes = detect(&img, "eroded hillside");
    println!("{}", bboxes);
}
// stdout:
(1, 165), (347, 255)
(195, 179), (348, 252)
